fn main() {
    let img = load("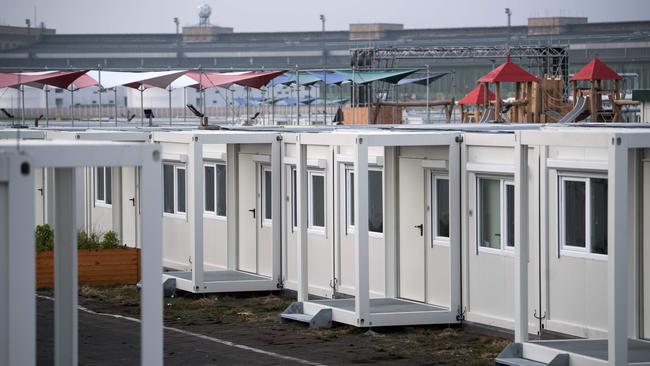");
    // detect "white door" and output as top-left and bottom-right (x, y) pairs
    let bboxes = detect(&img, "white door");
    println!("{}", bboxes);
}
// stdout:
(34, 168), (45, 225)
(398, 158), (426, 302)
(238, 154), (258, 273)
(121, 167), (138, 248)
(641, 161), (650, 339)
